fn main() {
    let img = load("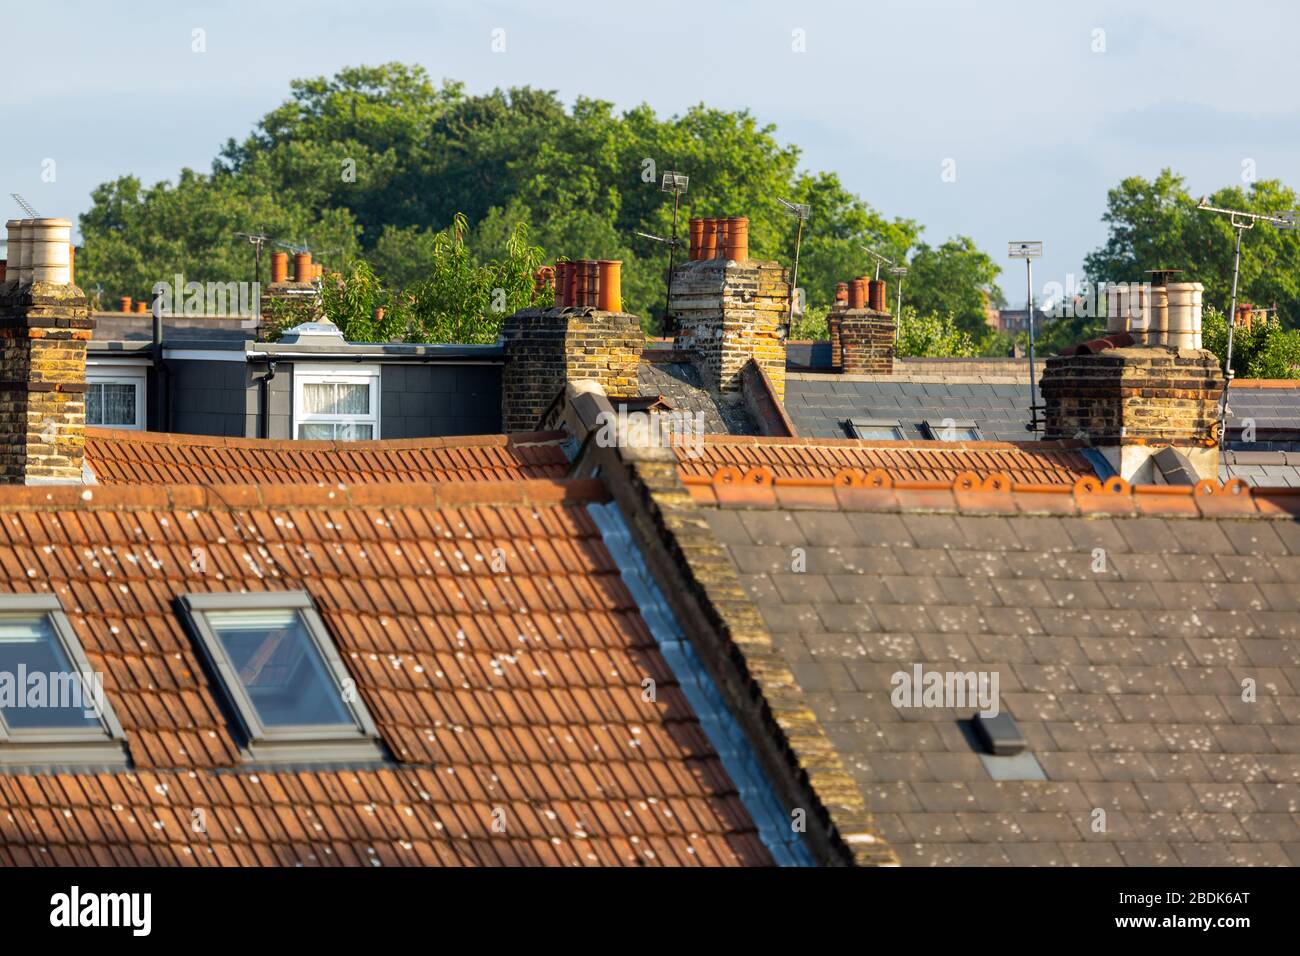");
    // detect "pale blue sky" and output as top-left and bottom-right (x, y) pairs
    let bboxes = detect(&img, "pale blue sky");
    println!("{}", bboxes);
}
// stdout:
(6, 0), (1297, 306)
